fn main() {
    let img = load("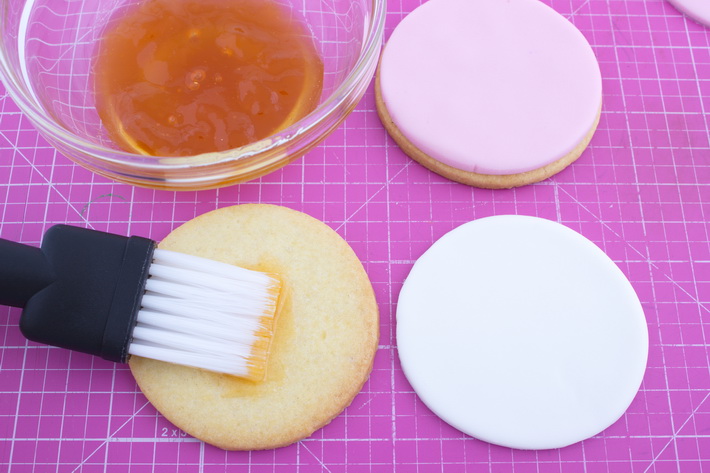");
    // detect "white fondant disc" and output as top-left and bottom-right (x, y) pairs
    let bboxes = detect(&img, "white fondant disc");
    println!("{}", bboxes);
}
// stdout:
(667, 0), (710, 27)
(396, 215), (648, 450)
